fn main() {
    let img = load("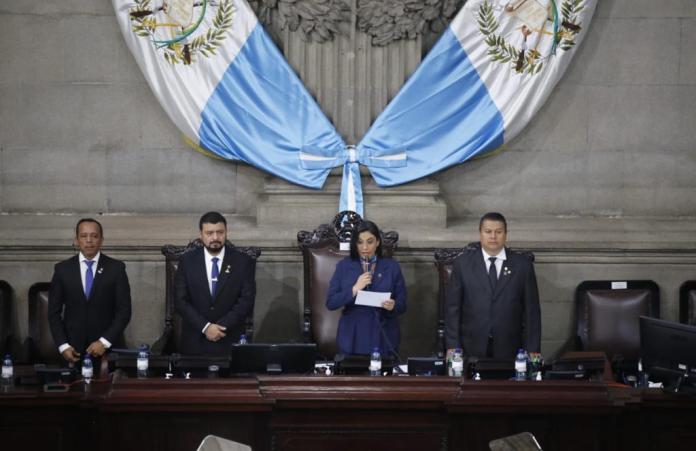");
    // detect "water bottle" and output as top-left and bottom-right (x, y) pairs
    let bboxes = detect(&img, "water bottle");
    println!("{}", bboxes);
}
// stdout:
(514, 348), (527, 381)
(82, 354), (94, 385)
(369, 347), (382, 376)
(451, 349), (464, 377)
(1, 354), (13, 388)
(137, 344), (149, 379)
(239, 334), (248, 345)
